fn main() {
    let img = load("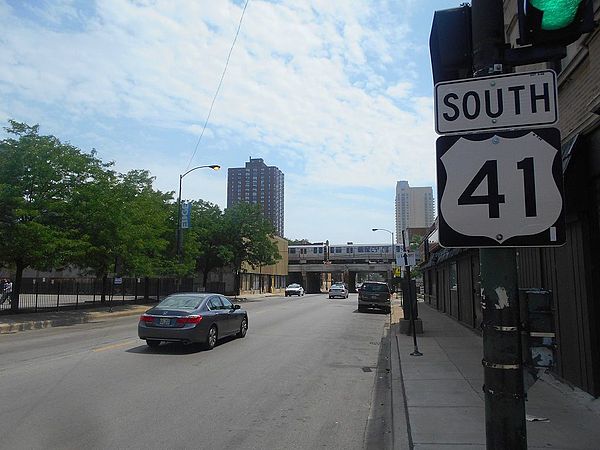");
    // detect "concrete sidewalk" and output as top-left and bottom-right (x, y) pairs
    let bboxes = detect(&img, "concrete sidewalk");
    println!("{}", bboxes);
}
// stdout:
(391, 302), (600, 449)
(0, 292), (279, 334)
